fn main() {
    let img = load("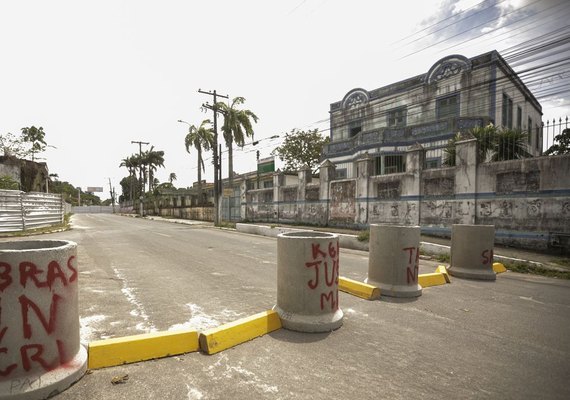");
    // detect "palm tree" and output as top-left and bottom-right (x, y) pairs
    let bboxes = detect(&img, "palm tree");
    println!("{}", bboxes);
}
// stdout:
(169, 172), (177, 185)
(492, 128), (531, 161)
(444, 124), (530, 166)
(185, 119), (214, 205)
(120, 155), (138, 201)
(216, 97), (259, 184)
(142, 146), (165, 192)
